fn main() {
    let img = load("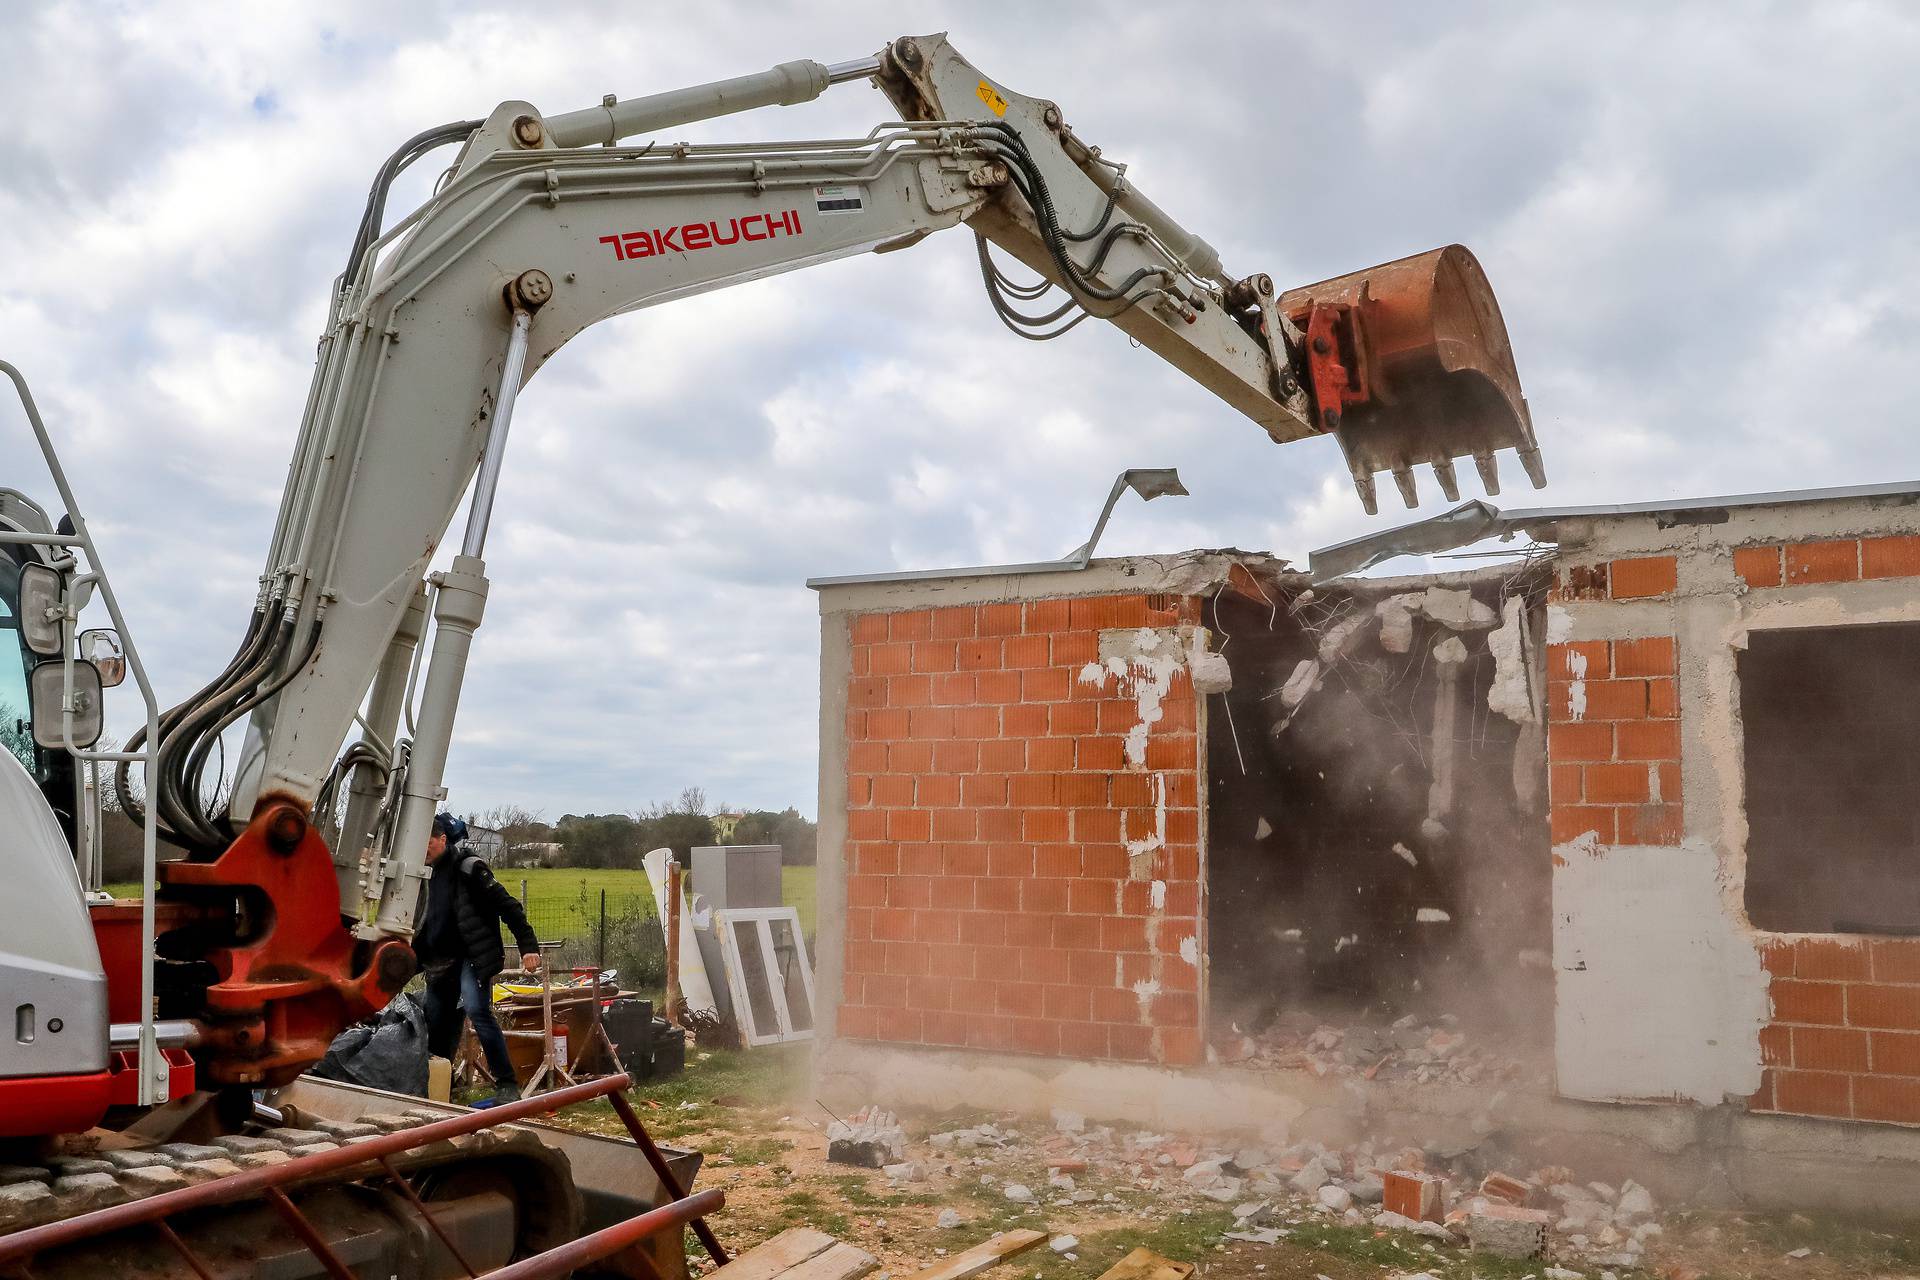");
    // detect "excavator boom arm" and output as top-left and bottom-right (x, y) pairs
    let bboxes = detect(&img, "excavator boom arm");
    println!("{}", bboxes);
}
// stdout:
(129, 34), (1538, 1087)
